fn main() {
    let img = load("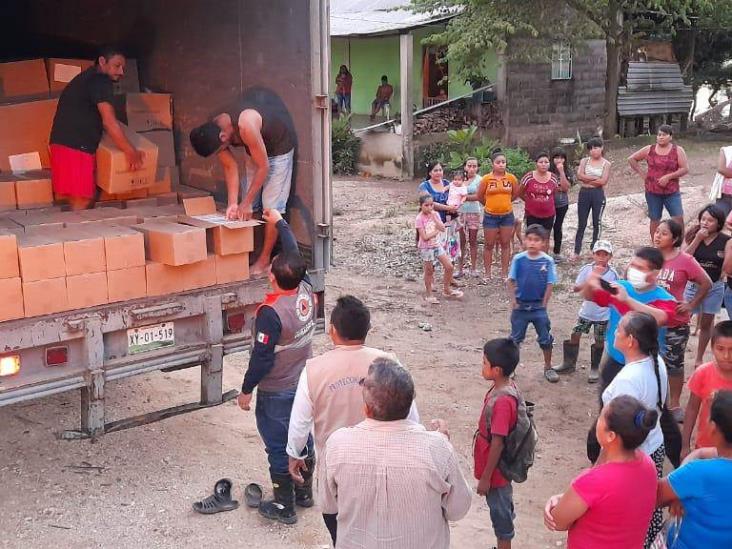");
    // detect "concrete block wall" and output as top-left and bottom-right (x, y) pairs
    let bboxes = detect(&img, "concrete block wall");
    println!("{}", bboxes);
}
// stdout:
(503, 40), (607, 150)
